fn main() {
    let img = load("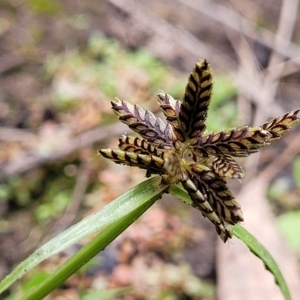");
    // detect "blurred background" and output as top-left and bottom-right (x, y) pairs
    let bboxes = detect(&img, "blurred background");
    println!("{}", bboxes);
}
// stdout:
(0, 0), (300, 299)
